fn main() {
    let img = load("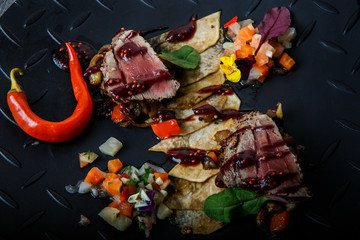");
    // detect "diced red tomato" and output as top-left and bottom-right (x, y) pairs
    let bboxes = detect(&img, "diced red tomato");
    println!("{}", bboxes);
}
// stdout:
(111, 105), (126, 121)
(119, 184), (136, 202)
(224, 16), (238, 28)
(270, 210), (290, 233)
(151, 119), (181, 139)
(108, 201), (134, 217)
